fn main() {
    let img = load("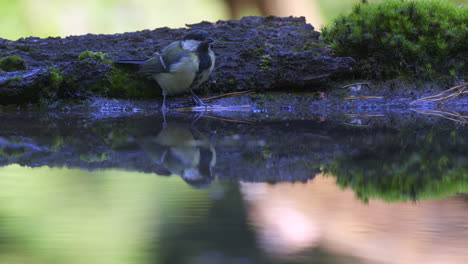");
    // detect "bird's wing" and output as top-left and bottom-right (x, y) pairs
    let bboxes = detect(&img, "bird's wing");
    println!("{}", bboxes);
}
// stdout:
(139, 41), (189, 74)
(138, 55), (167, 74)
